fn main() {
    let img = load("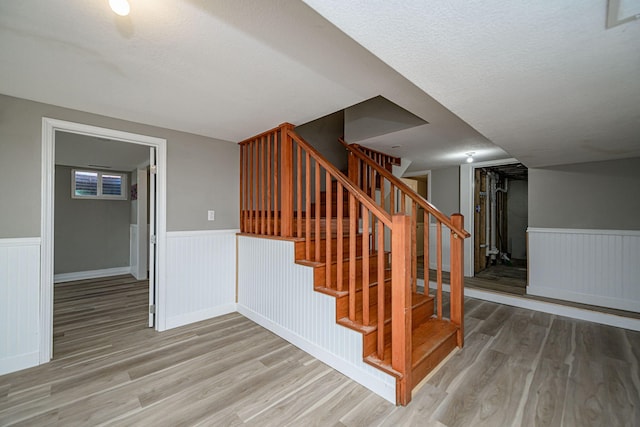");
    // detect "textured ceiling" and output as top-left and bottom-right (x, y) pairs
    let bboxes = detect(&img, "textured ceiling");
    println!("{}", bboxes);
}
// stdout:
(1, 1), (638, 171)
(56, 132), (150, 172)
(0, 0), (506, 172)
(302, 0), (640, 168)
